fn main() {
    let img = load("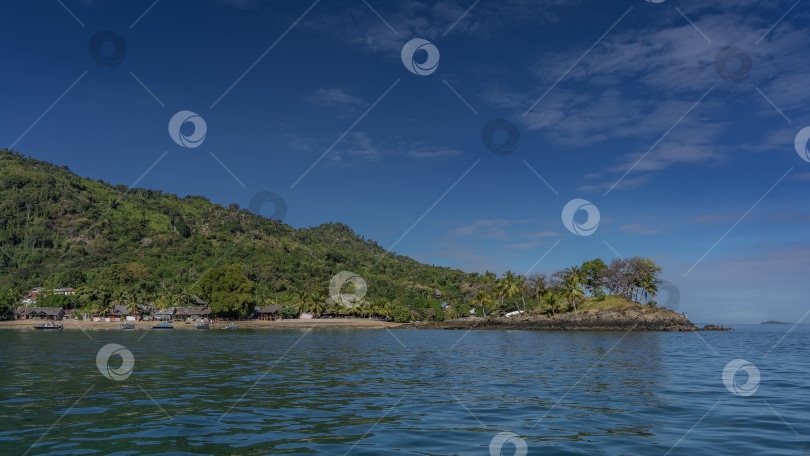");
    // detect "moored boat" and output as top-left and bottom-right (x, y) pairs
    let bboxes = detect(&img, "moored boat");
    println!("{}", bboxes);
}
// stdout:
(121, 323), (136, 329)
(222, 321), (239, 330)
(195, 320), (209, 329)
(33, 321), (63, 330)
(151, 321), (174, 330)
